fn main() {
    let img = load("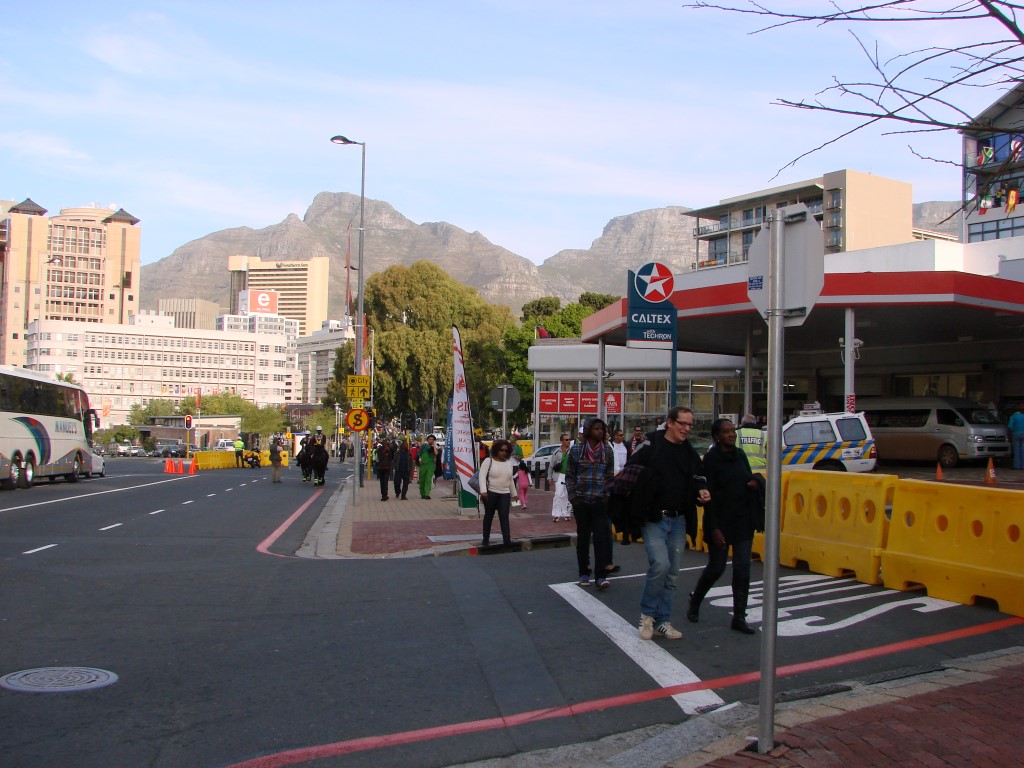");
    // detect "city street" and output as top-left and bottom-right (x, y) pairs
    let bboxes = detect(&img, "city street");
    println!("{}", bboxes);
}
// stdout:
(1, 458), (1022, 768)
